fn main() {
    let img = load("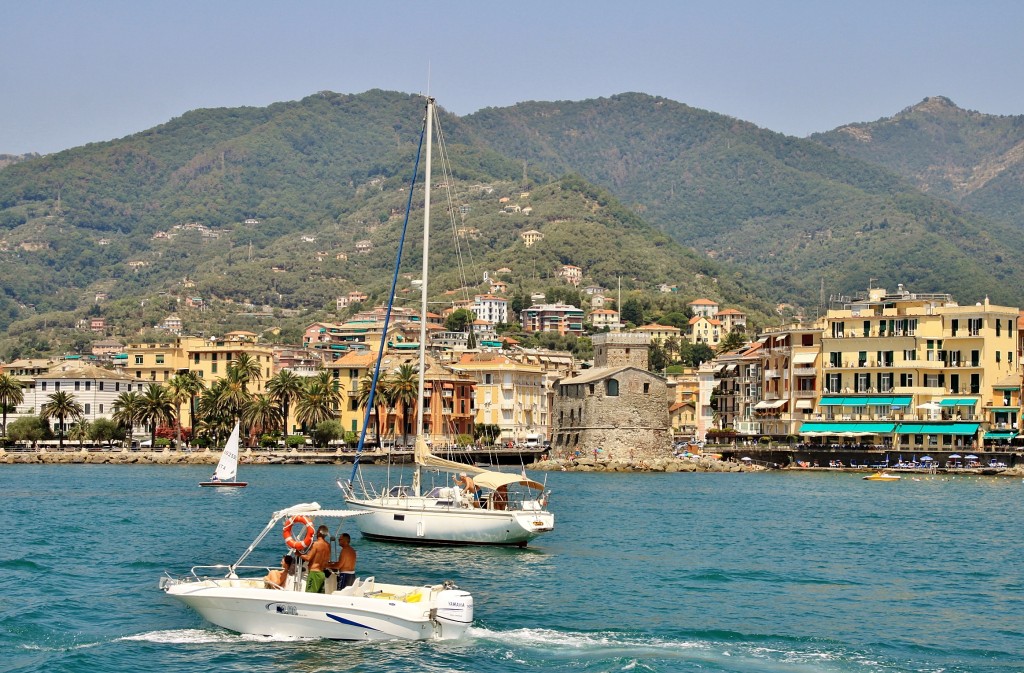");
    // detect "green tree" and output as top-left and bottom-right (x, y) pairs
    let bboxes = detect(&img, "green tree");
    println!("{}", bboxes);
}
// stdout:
(620, 297), (644, 326)
(267, 369), (304, 436)
(69, 420), (92, 448)
(112, 391), (144, 436)
(41, 390), (84, 449)
(357, 374), (389, 446)
(243, 393), (282, 439)
(387, 363), (419, 447)
(138, 383), (175, 449)
(0, 373), (25, 436)
(89, 417), (124, 446)
(312, 419), (343, 447)
(7, 416), (50, 447)
(166, 372), (203, 448)
(444, 308), (475, 332)
(295, 376), (342, 431)
(230, 353), (263, 394)
(716, 330), (747, 354)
